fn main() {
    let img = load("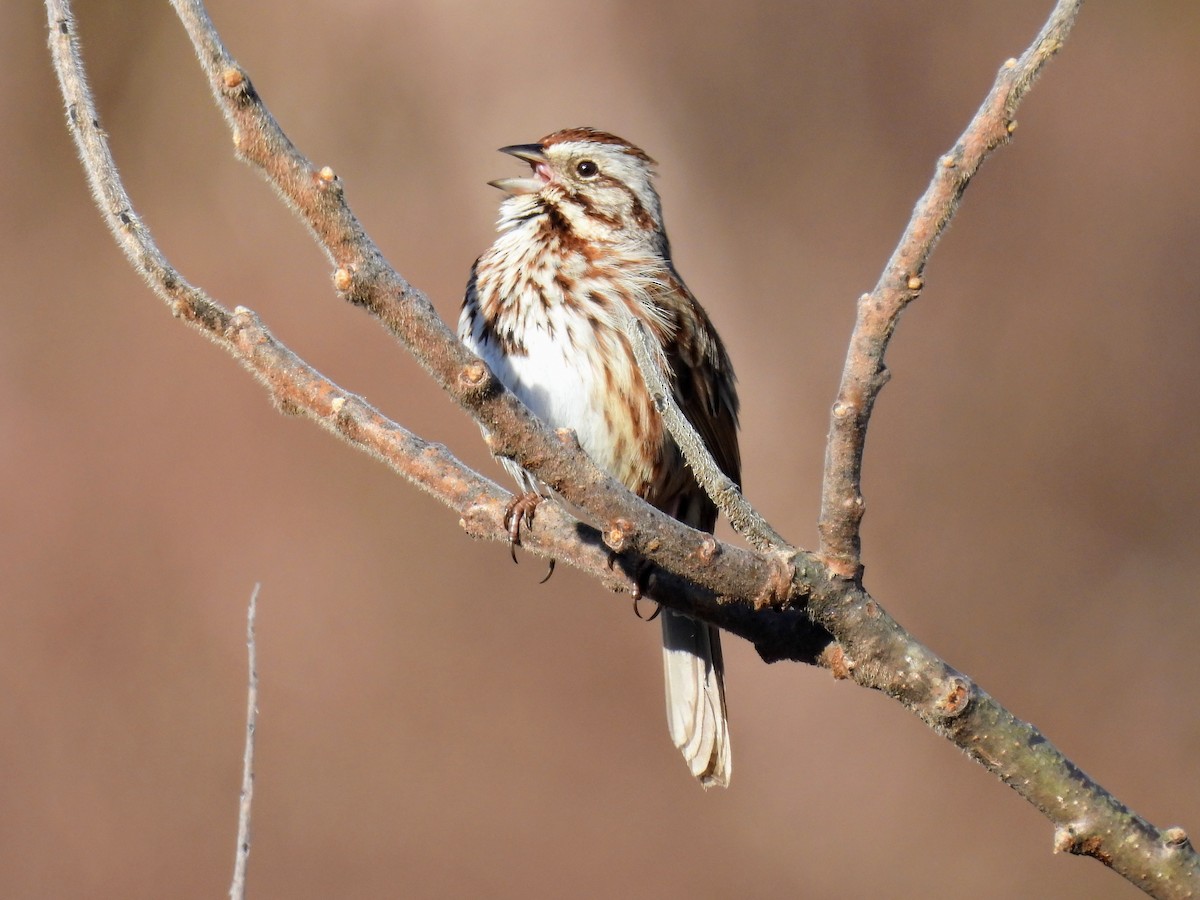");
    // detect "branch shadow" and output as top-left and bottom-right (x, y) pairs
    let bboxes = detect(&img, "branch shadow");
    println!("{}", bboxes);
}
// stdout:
(573, 522), (834, 666)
